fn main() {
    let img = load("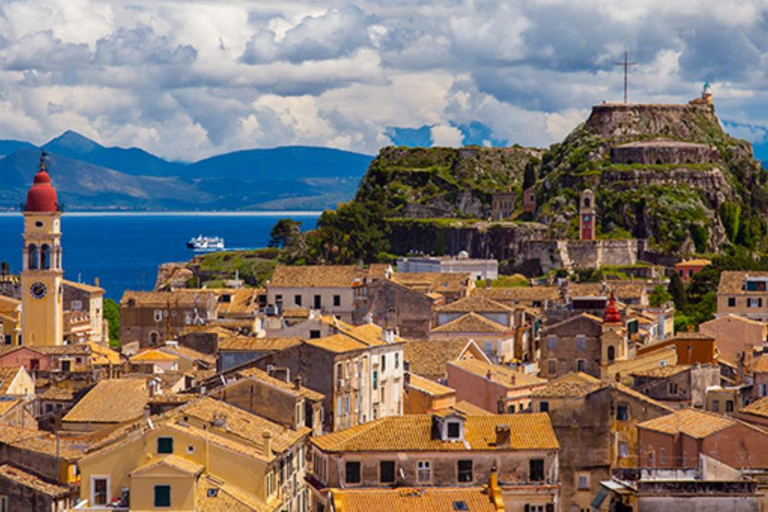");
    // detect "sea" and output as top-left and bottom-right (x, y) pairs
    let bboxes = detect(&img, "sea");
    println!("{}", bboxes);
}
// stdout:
(0, 212), (320, 300)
